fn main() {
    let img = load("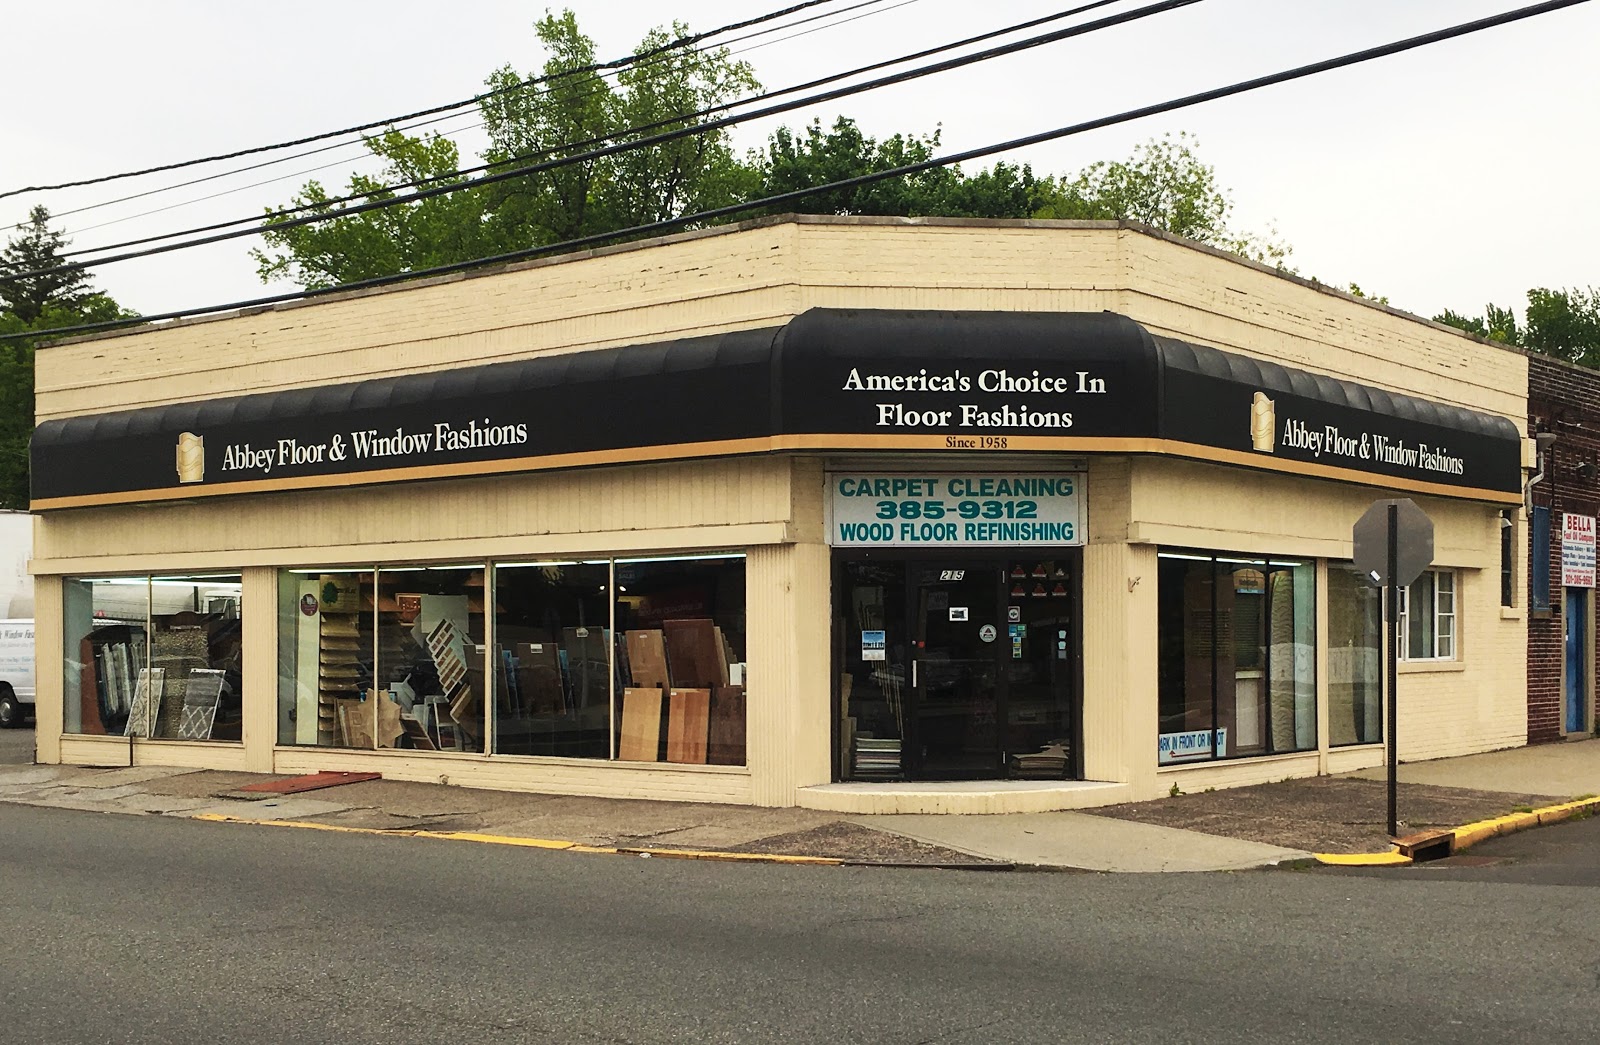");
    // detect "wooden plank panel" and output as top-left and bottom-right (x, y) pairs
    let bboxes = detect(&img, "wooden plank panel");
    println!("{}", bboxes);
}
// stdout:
(663, 618), (722, 688)
(666, 688), (711, 764)
(707, 685), (745, 766)
(618, 687), (665, 762)
(625, 630), (670, 689)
